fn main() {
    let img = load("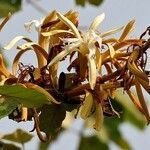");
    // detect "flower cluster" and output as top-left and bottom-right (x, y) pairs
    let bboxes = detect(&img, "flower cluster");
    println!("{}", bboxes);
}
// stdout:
(1, 10), (150, 141)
